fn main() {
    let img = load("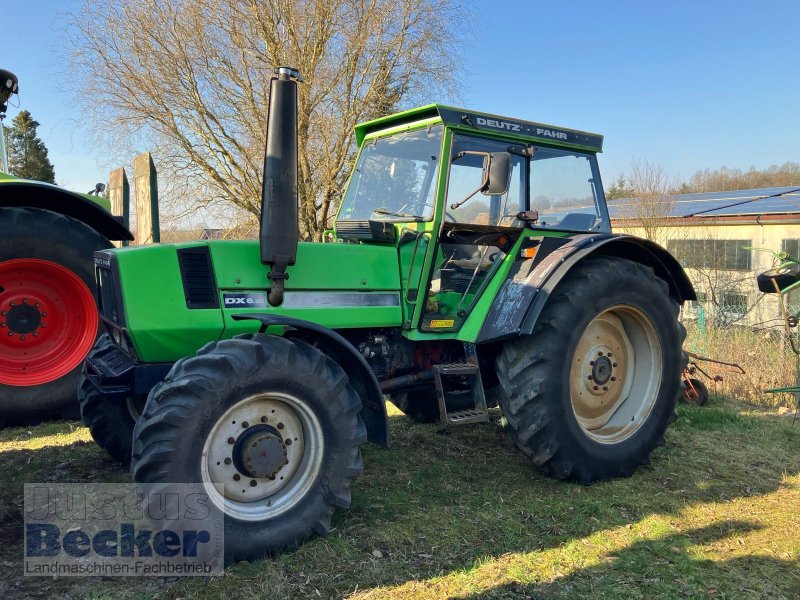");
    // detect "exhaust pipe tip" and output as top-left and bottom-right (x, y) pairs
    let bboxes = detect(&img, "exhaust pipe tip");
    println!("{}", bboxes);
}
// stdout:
(274, 66), (304, 82)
